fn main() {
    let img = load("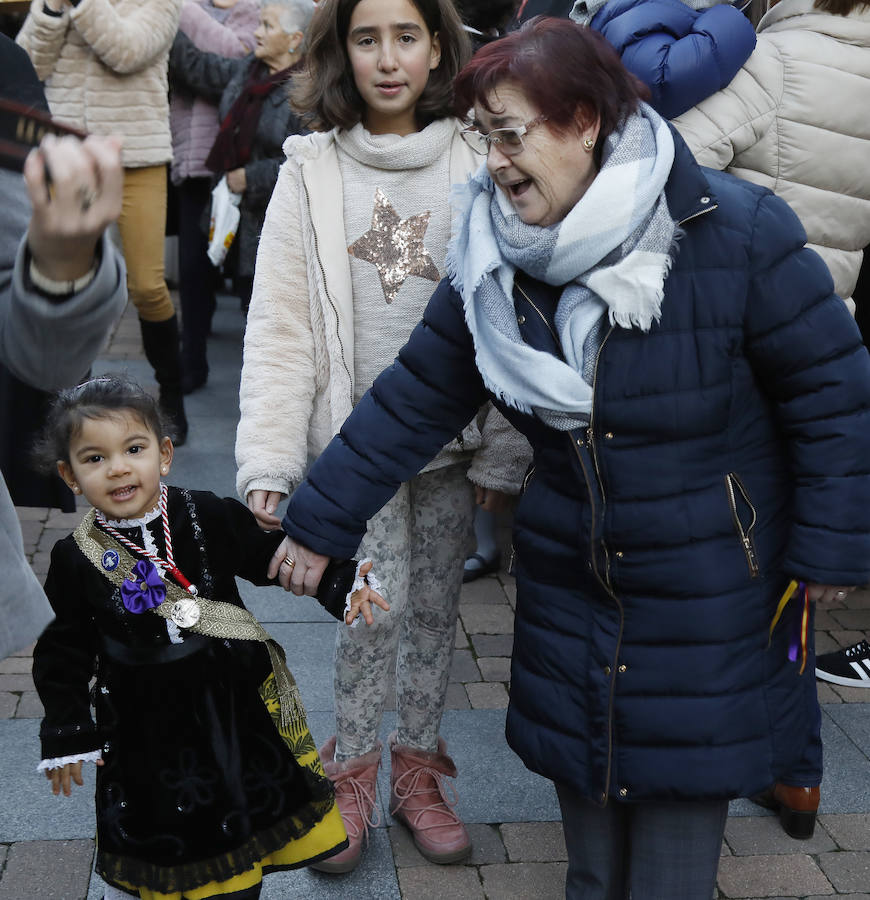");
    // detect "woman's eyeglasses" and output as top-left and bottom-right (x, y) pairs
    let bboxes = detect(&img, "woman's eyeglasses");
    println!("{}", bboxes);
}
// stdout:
(460, 115), (548, 157)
